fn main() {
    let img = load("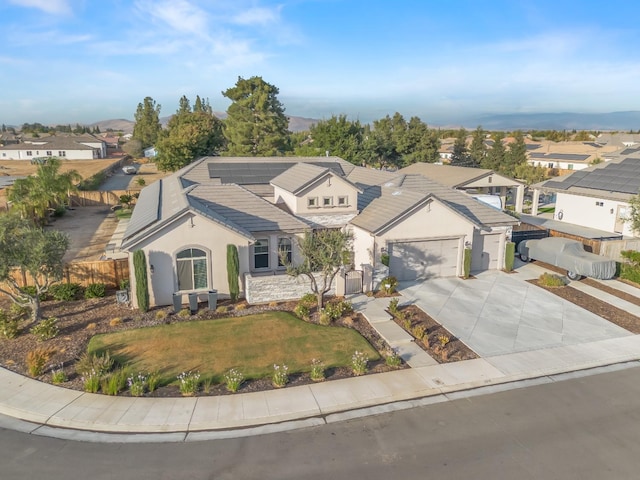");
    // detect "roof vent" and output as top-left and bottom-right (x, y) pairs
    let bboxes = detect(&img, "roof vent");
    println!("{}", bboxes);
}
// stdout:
(392, 190), (402, 196)
(384, 182), (394, 187)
